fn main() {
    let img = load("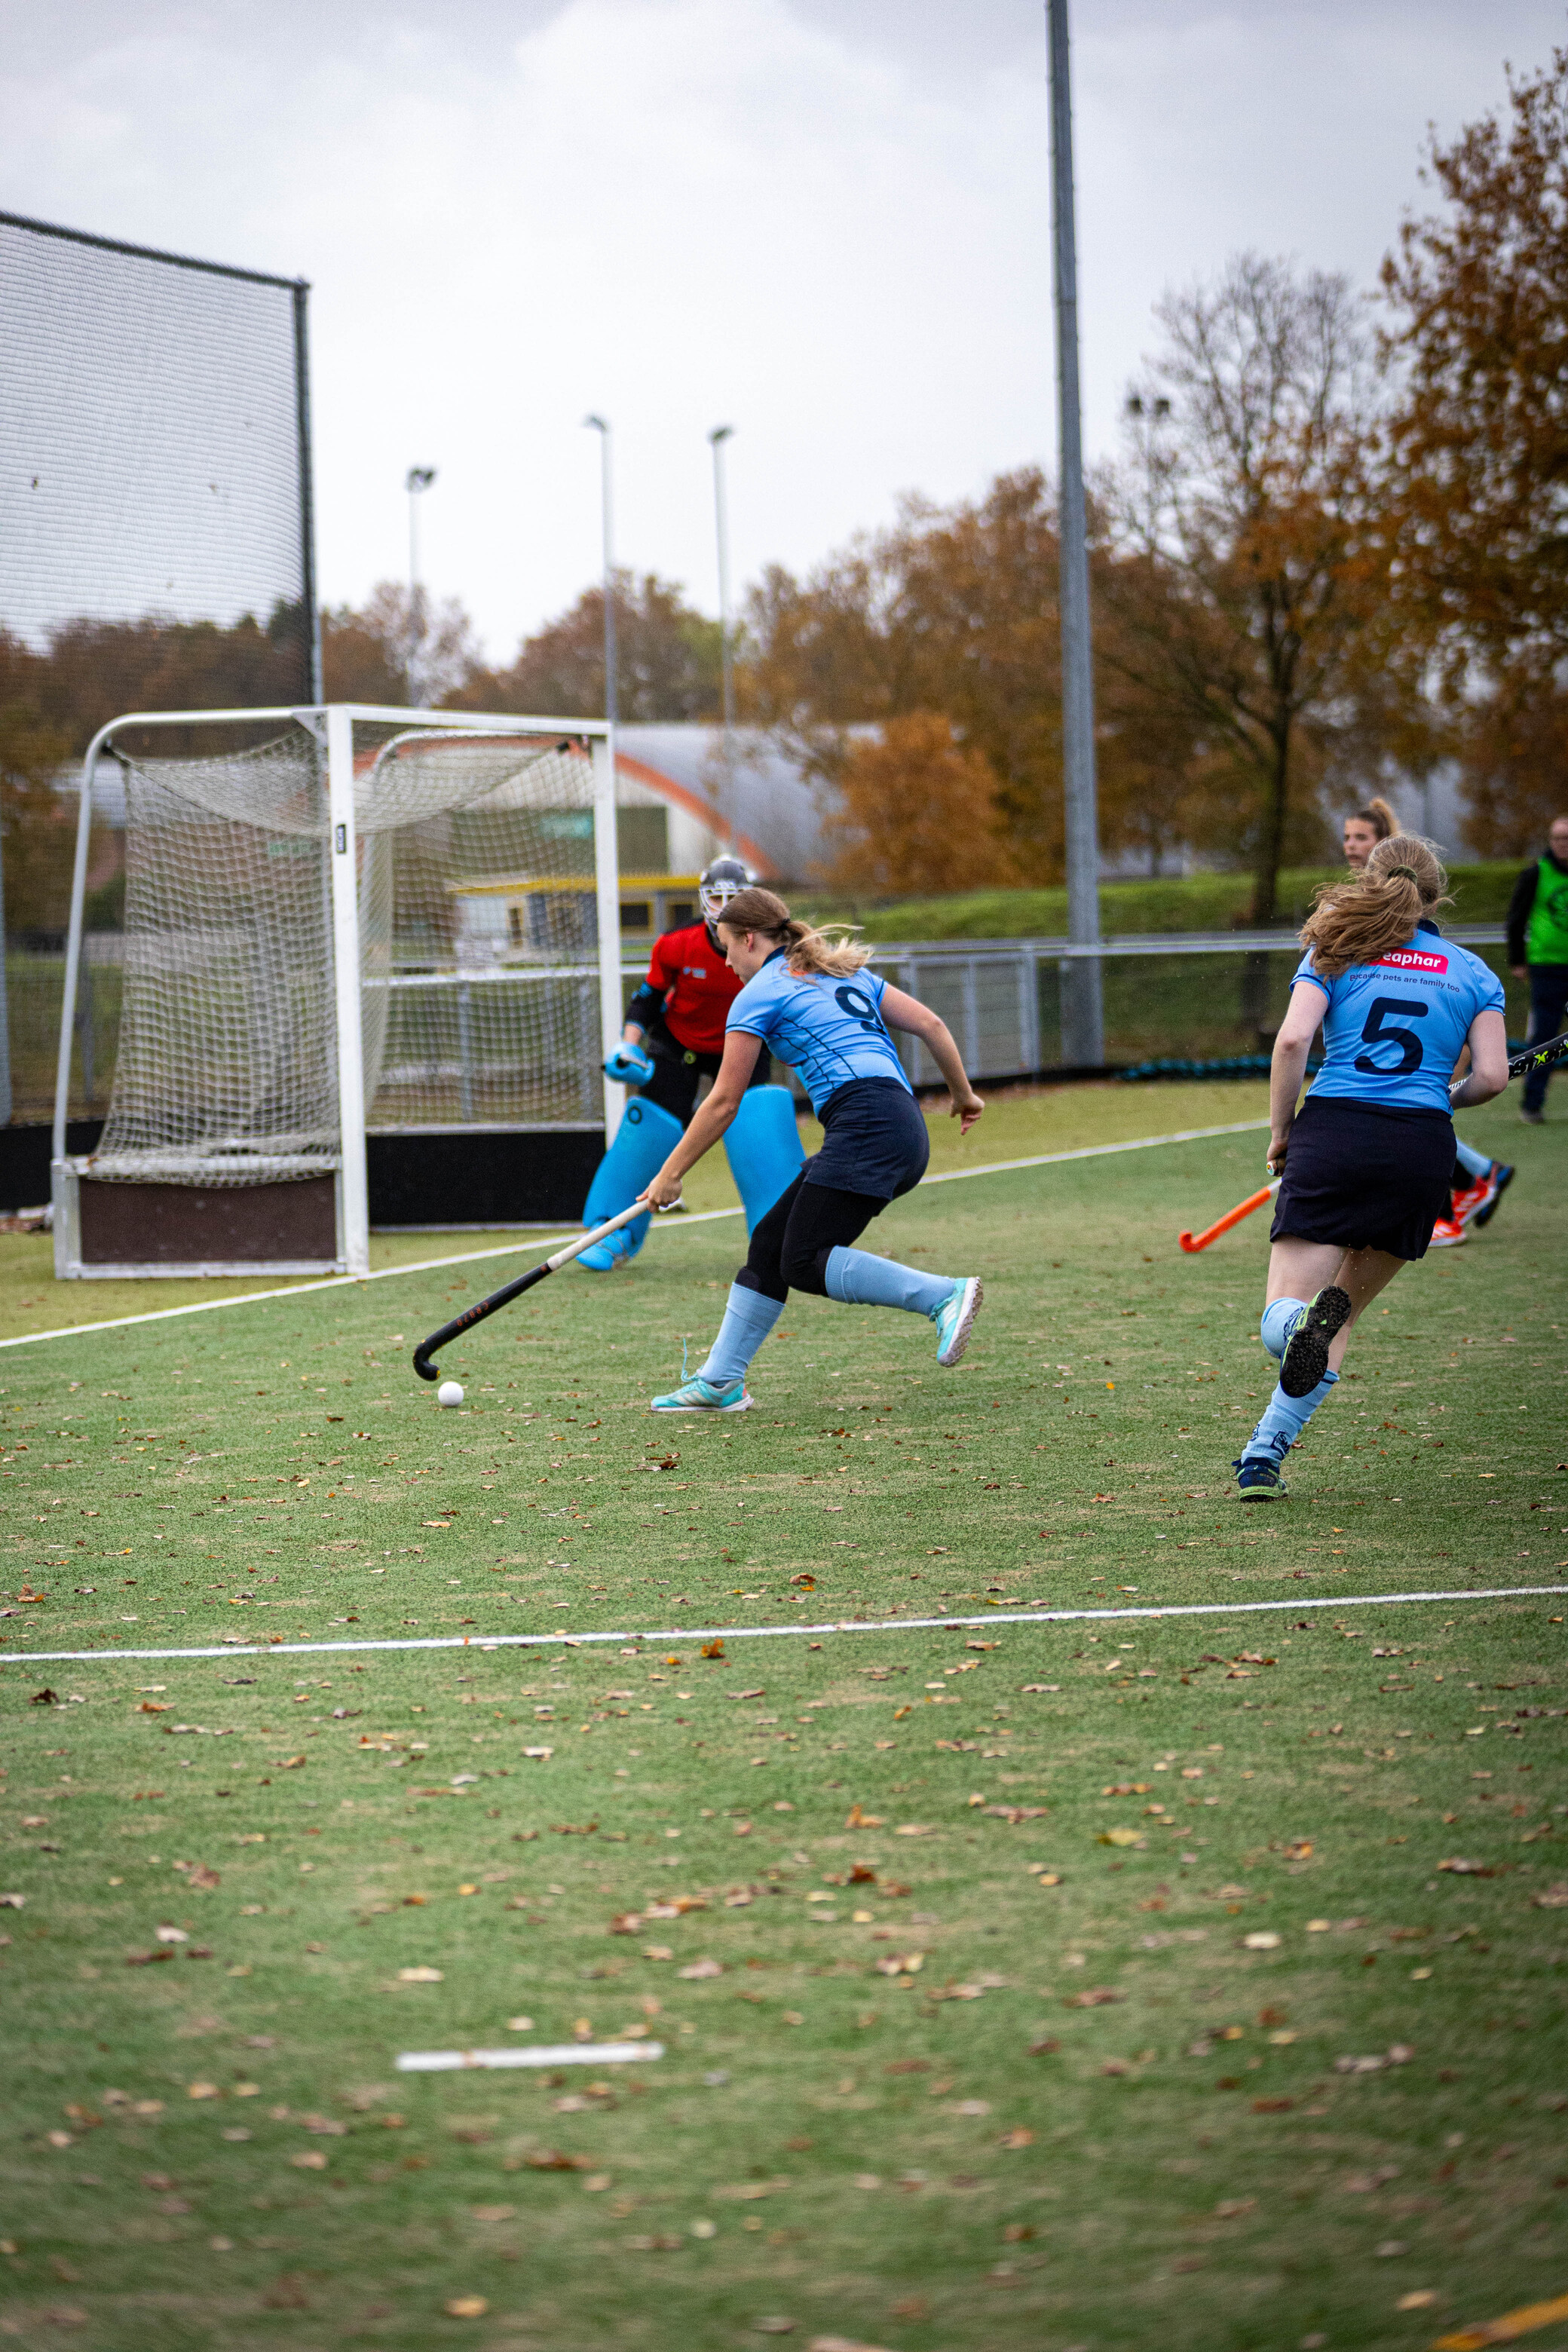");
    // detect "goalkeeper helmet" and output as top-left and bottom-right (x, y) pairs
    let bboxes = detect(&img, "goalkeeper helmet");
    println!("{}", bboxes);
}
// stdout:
(699, 856), (751, 923)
